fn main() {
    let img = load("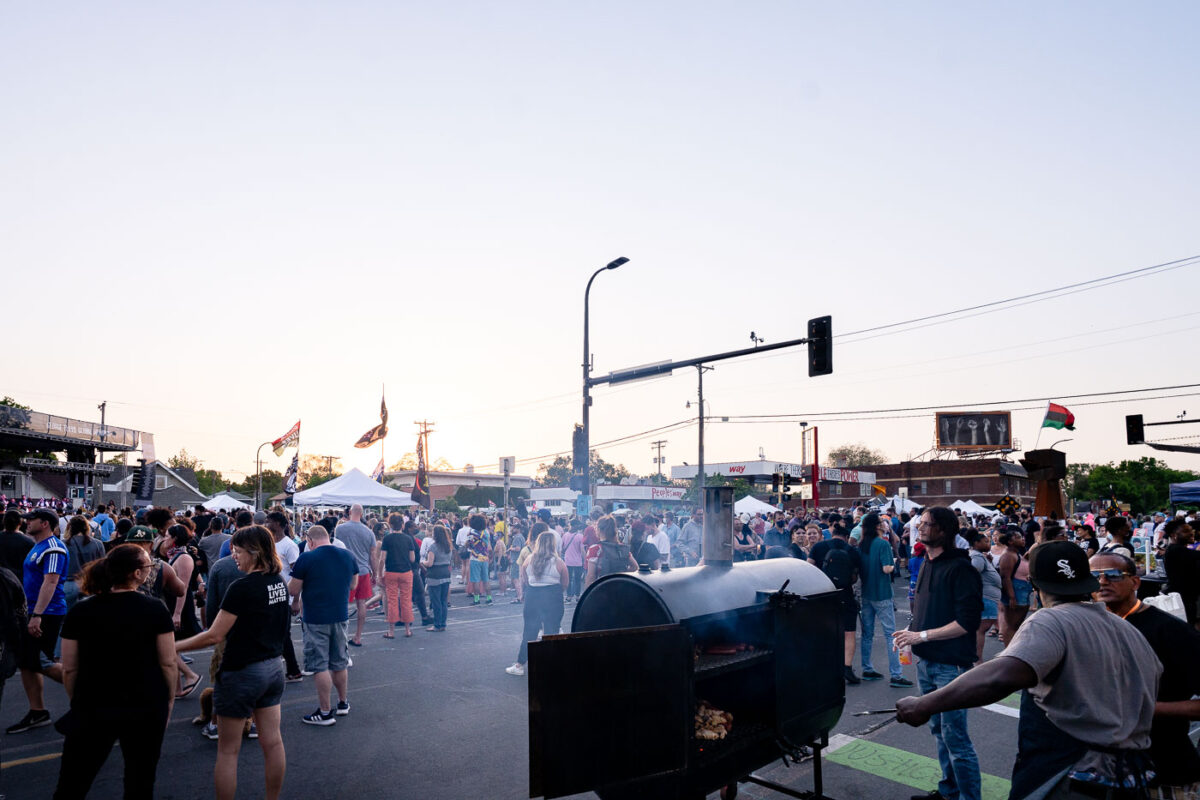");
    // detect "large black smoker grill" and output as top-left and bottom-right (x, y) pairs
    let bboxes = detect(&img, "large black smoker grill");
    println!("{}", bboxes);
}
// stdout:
(528, 488), (845, 799)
